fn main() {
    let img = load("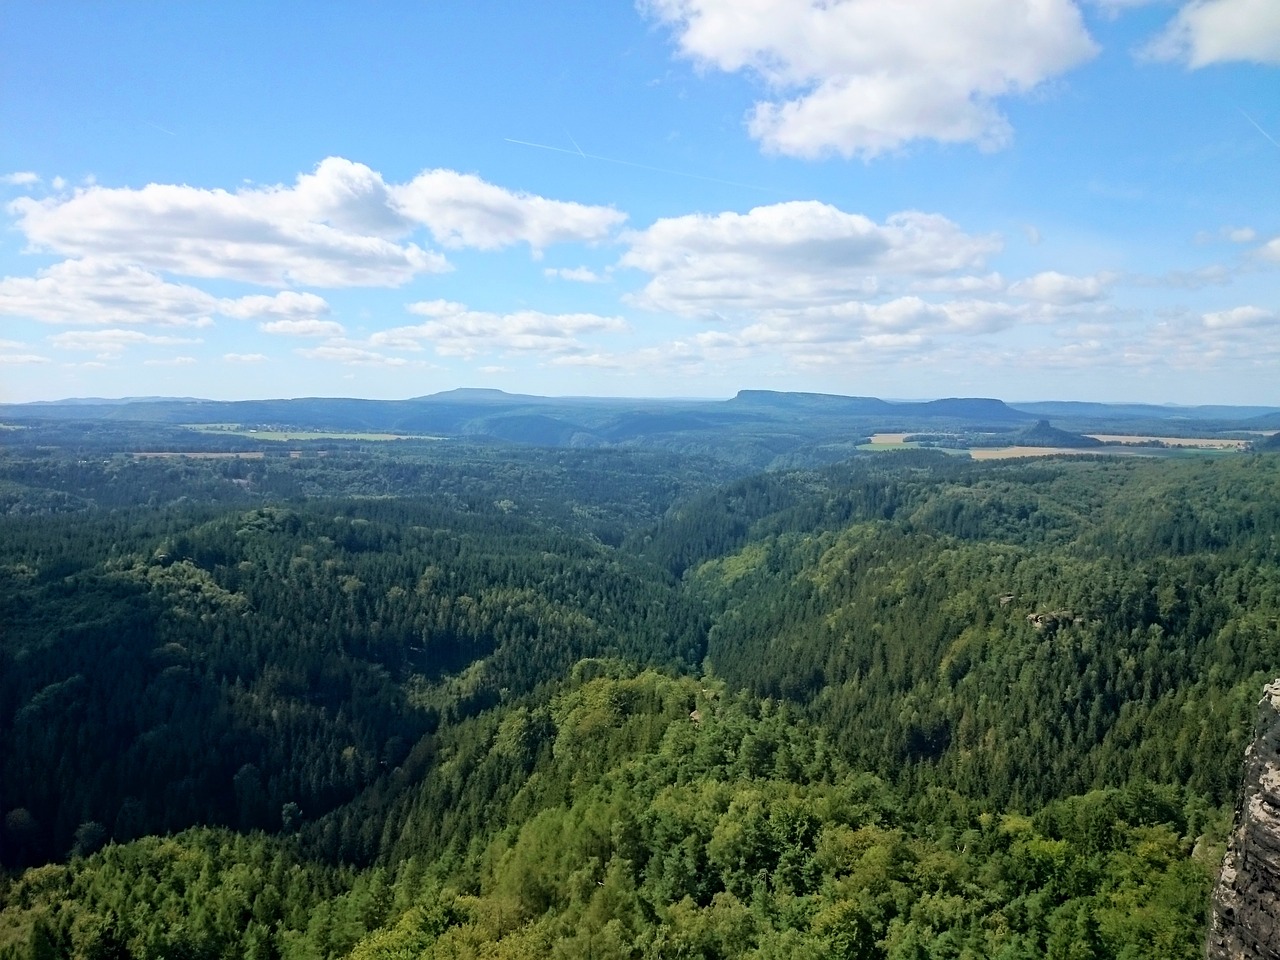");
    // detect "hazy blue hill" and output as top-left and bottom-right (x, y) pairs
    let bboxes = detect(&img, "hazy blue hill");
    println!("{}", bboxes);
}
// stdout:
(914, 396), (1030, 421)
(726, 389), (895, 415)
(1013, 400), (1280, 421)
(462, 413), (595, 446)
(412, 387), (555, 404)
(1244, 411), (1280, 431)
(599, 410), (755, 441)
